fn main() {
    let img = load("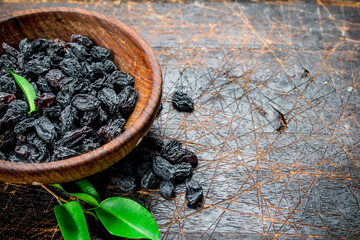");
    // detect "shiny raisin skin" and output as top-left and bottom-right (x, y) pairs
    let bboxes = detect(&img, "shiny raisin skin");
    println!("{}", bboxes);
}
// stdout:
(160, 181), (175, 198)
(118, 86), (138, 115)
(185, 178), (203, 207)
(172, 90), (194, 112)
(72, 94), (100, 112)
